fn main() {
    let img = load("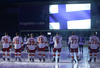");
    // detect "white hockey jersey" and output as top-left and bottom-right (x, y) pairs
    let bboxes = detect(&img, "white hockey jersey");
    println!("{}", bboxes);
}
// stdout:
(68, 35), (78, 49)
(13, 36), (23, 49)
(37, 35), (48, 48)
(89, 36), (99, 49)
(53, 35), (62, 48)
(1, 36), (11, 48)
(27, 37), (37, 50)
